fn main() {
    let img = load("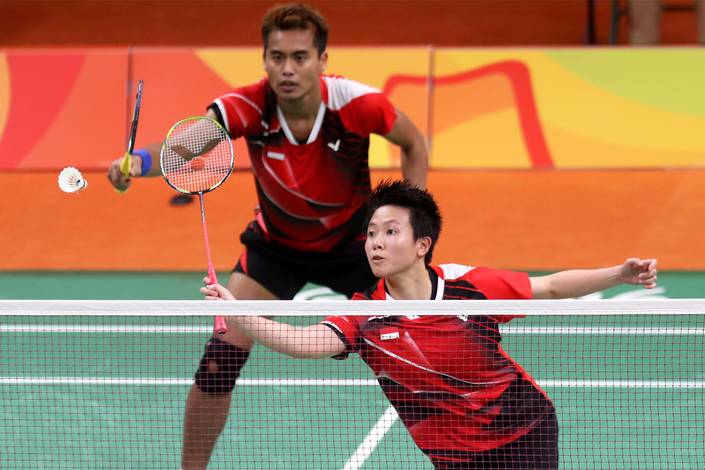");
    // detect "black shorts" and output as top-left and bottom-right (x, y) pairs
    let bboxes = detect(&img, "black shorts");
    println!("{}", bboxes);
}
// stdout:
(234, 221), (378, 300)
